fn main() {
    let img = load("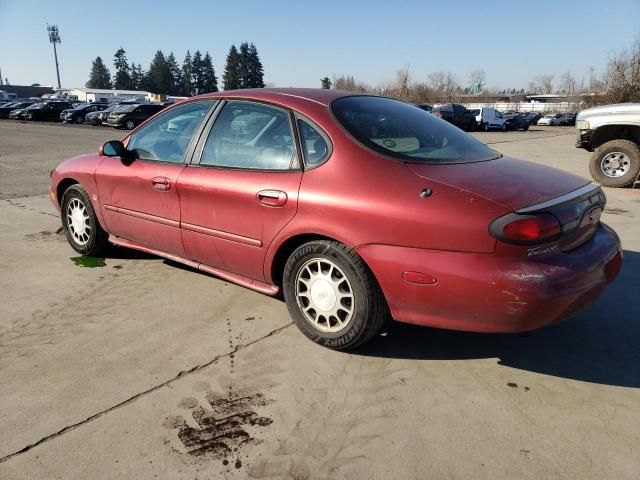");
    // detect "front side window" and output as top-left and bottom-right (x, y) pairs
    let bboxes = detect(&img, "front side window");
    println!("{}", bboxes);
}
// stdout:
(200, 101), (294, 170)
(332, 96), (499, 164)
(298, 119), (330, 167)
(127, 101), (214, 163)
